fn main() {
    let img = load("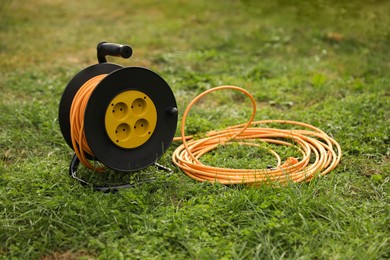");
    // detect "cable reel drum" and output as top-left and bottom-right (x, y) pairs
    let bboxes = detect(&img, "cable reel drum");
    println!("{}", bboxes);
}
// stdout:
(59, 42), (178, 190)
